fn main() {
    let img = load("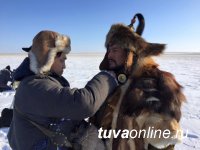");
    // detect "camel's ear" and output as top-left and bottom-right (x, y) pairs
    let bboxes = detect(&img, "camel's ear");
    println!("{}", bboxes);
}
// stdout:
(140, 43), (166, 57)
